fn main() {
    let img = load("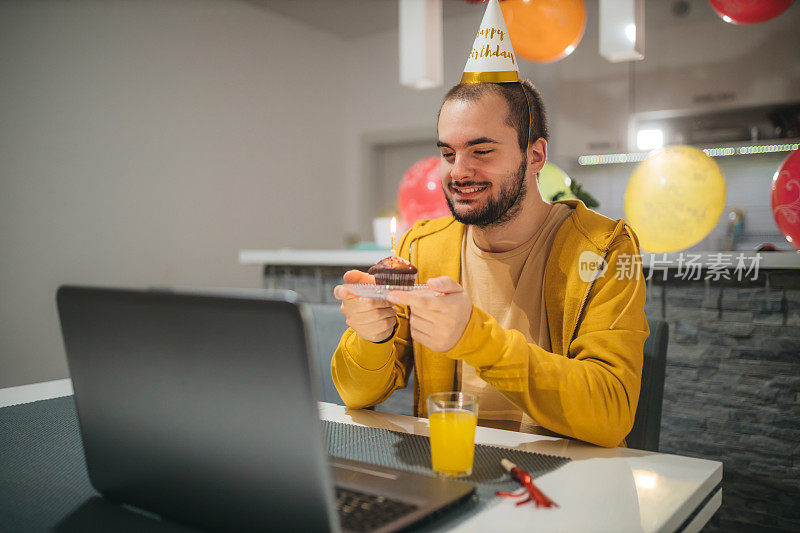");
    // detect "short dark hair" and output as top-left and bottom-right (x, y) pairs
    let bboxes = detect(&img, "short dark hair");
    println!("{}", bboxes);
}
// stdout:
(441, 80), (549, 151)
